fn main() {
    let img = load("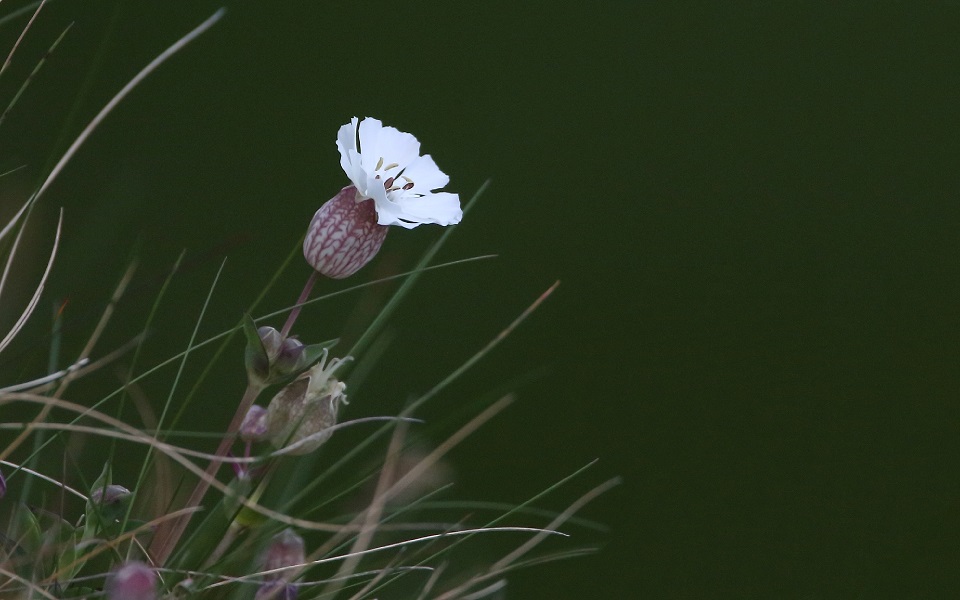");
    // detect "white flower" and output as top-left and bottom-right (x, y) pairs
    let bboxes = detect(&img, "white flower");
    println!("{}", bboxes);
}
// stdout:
(336, 117), (462, 229)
